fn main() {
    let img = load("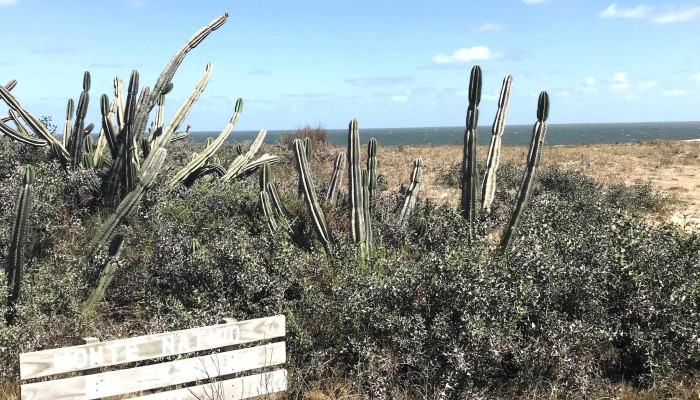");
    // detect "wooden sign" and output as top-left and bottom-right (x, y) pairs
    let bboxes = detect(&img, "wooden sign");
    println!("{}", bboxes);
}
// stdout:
(19, 315), (287, 400)
(20, 315), (285, 380)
